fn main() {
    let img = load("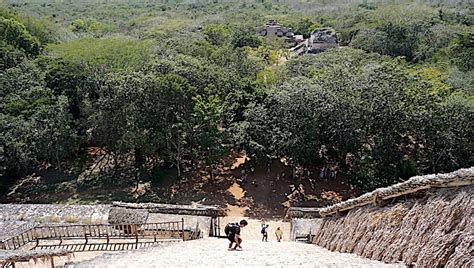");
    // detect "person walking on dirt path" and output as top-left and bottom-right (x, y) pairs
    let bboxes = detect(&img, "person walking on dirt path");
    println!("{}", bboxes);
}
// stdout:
(275, 227), (283, 242)
(261, 224), (269, 242)
(238, 169), (248, 185)
(224, 220), (248, 250)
